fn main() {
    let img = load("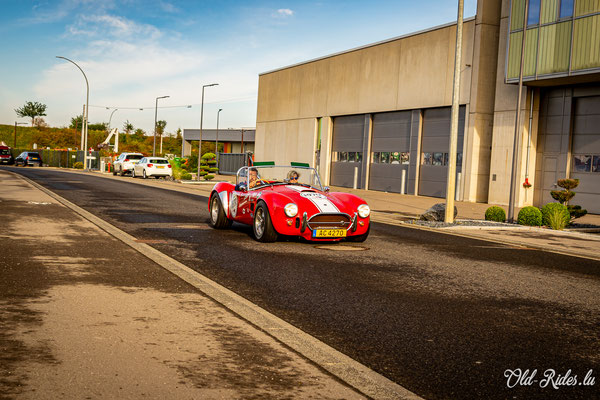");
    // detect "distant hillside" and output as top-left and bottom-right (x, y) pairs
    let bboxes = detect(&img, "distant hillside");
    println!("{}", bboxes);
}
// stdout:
(0, 124), (183, 156)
